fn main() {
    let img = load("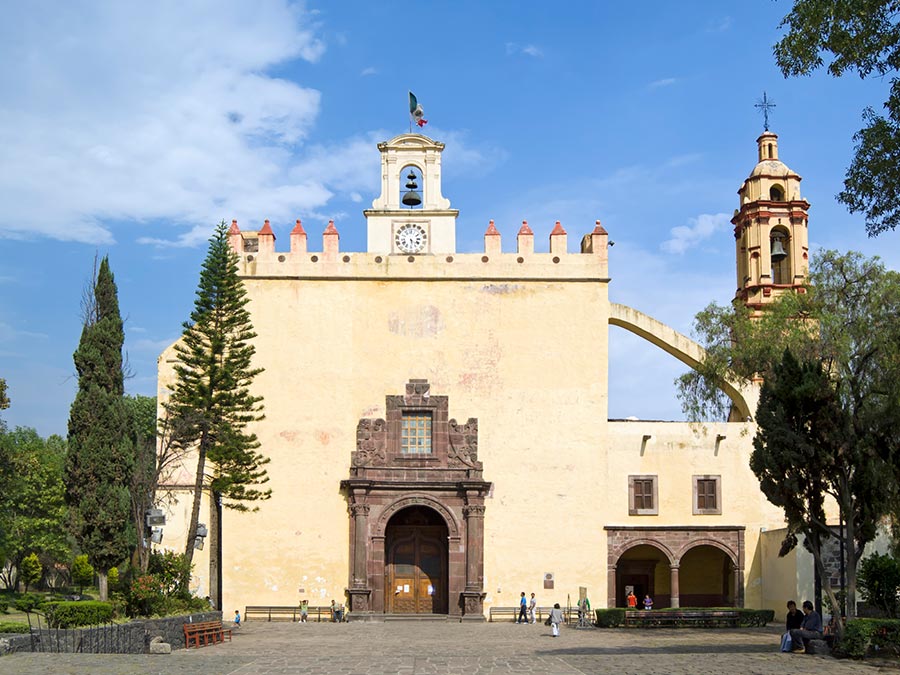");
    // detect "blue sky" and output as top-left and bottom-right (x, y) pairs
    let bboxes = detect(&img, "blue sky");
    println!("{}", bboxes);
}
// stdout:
(1, 1), (897, 437)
